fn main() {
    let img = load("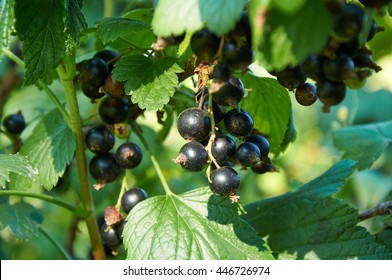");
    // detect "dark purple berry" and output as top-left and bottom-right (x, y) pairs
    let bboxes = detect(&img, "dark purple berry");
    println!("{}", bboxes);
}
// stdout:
(2, 112), (26, 134)
(115, 142), (143, 169)
(295, 83), (318, 106)
(121, 187), (148, 214)
(89, 153), (121, 183)
(85, 125), (115, 154)
(235, 142), (261, 167)
(190, 28), (221, 62)
(212, 76), (245, 107)
(224, 109), (254, 137)
(209, 167), (240, 196)
(246, 134), (270, 159)
(98, 96), (130, 124)
(177, 108), (211, 142)
(211, 135), (236, 163)
(176, 141), (208, 172)
(276, 66), (306, 90)
(100, 223), (122, 248)
(316, 80), (346, 112)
